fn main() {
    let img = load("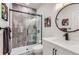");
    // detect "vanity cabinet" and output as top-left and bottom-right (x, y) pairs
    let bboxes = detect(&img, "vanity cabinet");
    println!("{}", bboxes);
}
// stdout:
(43, 40), (77, 55)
